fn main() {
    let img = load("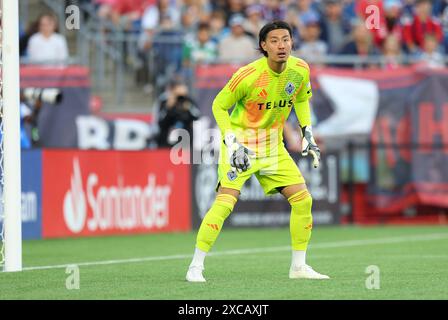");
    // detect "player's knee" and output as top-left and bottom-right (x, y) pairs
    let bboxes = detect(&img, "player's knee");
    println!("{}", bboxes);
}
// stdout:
(214, 193), (238, 218)
(288, 190), (312, 215)
(288, 189), (312, 206)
